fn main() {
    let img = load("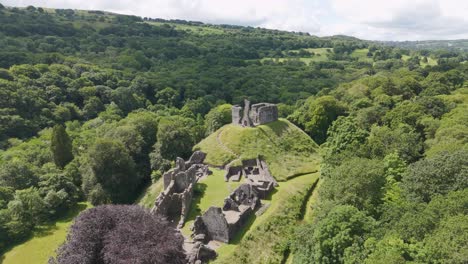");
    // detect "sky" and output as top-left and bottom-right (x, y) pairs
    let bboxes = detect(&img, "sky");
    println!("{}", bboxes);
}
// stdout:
(2, 0), (468, 41)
